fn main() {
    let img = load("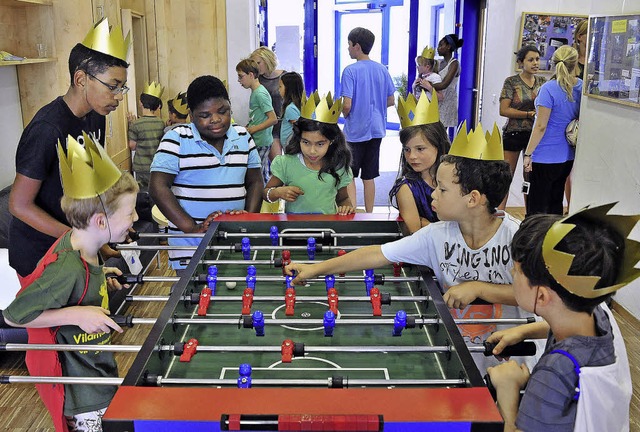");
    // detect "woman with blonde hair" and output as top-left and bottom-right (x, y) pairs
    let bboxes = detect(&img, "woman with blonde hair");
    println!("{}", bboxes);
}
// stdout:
(573, 20), (588, 78)
(250, 47), (287, 160)
(523, 45), (581, 216)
